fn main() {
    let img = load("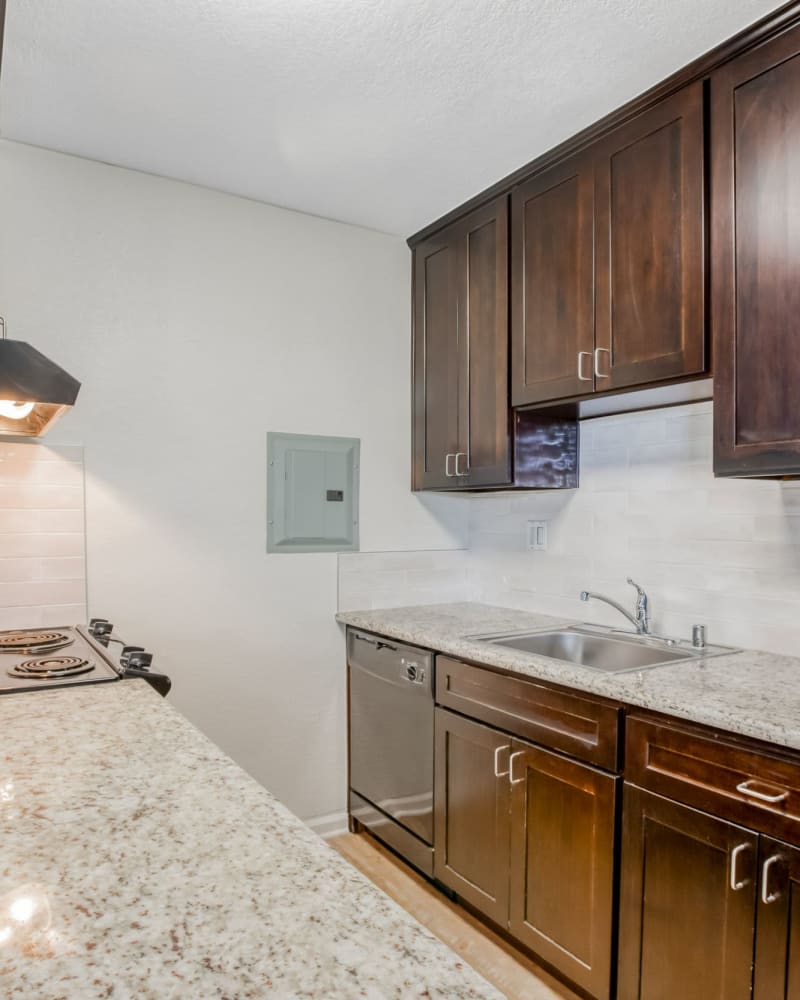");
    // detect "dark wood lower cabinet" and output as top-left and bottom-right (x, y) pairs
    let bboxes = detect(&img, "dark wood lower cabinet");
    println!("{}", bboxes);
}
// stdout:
(430, 683), (800, 999)
(508, 743), (617, 1000)
(433, 709), (511, 925)
(618, 785), (758, 1000)
(754, 838), (800, 999)
(434, 707), (617, 998)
